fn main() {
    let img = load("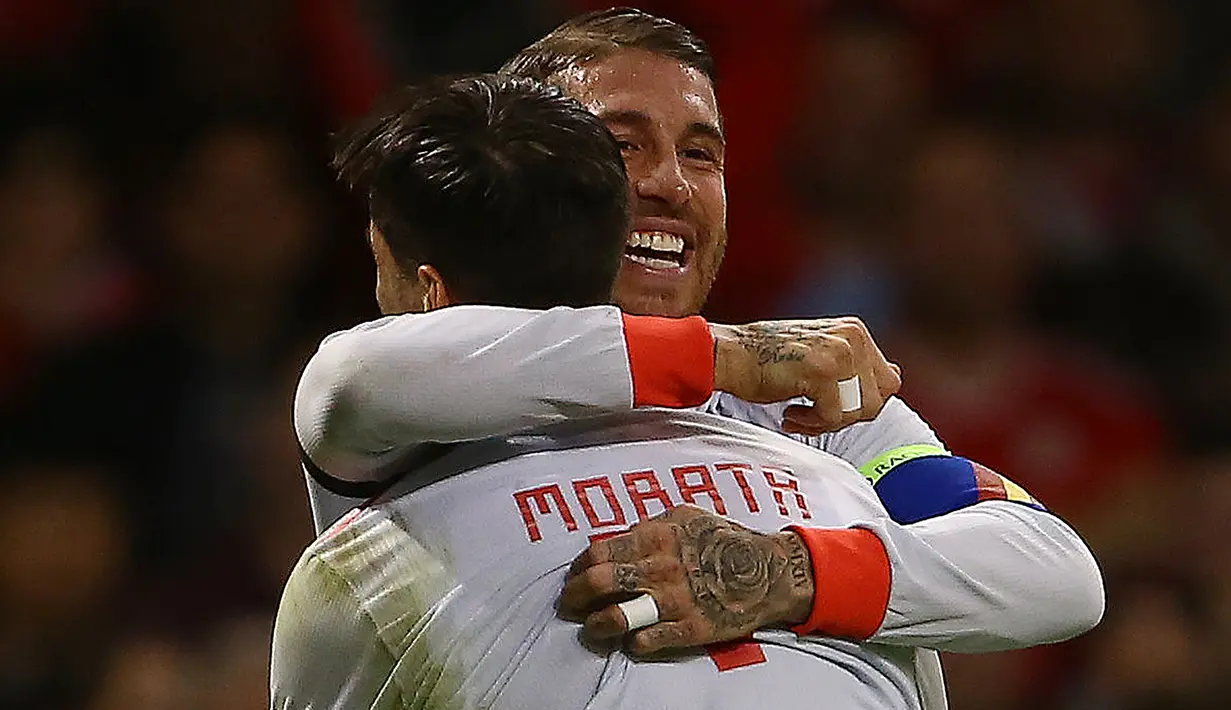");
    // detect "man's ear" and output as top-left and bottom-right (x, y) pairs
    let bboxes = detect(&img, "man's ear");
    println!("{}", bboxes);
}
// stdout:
(417, 265), (452, 311)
